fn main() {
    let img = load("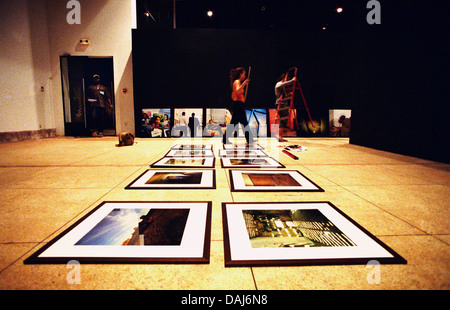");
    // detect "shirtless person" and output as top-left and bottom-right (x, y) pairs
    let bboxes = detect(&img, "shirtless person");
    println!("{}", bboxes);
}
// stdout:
(223, 67), (254, 145)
